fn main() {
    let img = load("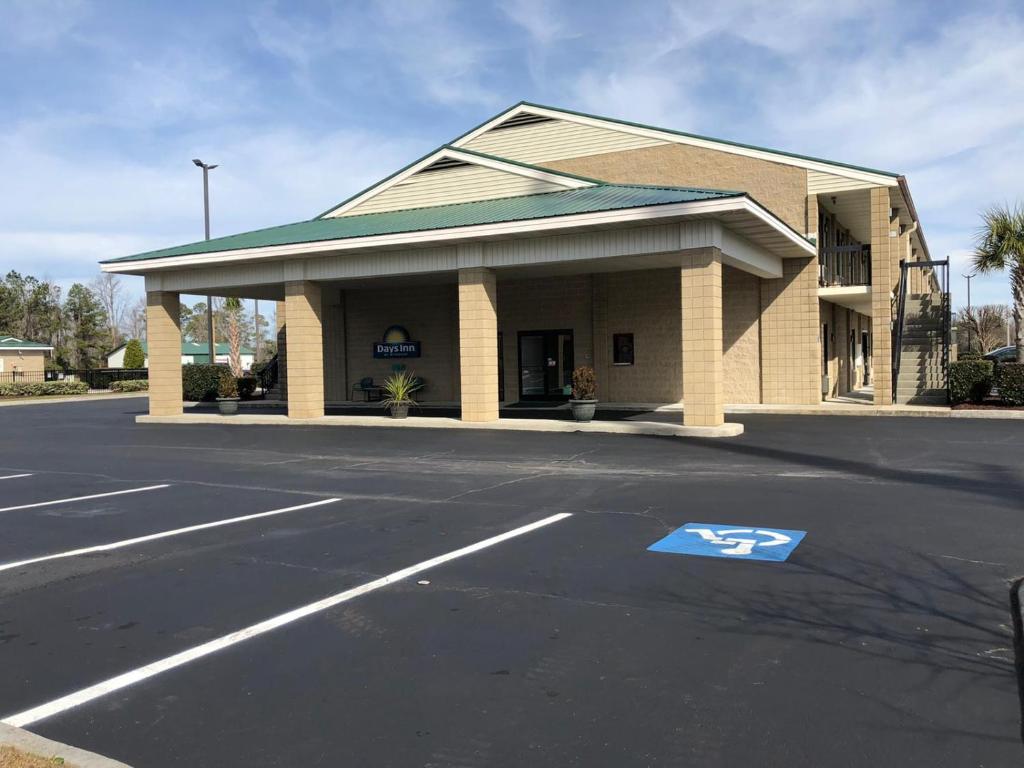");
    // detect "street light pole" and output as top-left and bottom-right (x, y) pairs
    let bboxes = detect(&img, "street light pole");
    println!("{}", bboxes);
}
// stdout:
(193, 159), (218, 363)
(962, 272), (974, 353)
